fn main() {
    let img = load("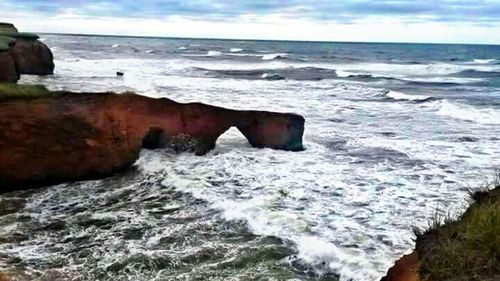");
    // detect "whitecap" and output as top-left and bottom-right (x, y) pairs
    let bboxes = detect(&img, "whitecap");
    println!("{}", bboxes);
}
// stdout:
(230, 48), (244, 53)
(112, 44), (120, 48)
(207, 50), (223, 56)
(145, 50), (157, 54)
(178, 46), (187, 50)
(386, 91), (431, 101)
(336, 70), (357, 78)
(436, 100), (500, 125)
(261, 73), (285, 80)
(472, 59), (497, 64)
(262, 53), (288, 61)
